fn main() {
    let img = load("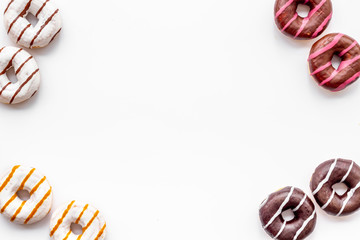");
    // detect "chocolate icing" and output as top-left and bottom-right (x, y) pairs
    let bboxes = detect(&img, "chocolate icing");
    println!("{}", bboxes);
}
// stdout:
(308, 33), (360, 91)
(310, 158), (360, 216)
(259, 187), (316, 240)
(274, 0), (332, 39)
